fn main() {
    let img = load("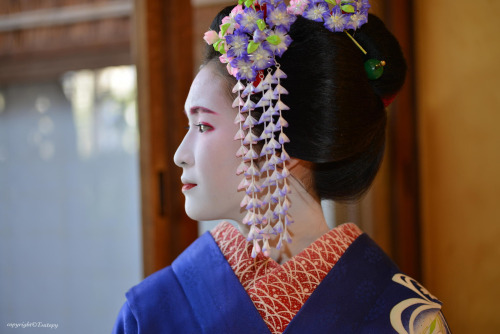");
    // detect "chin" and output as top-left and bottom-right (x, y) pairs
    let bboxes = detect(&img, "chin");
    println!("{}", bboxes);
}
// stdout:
(184, 201), (235, 223)
(184, 202), (215, 222)
(184, 206), (202, 222)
